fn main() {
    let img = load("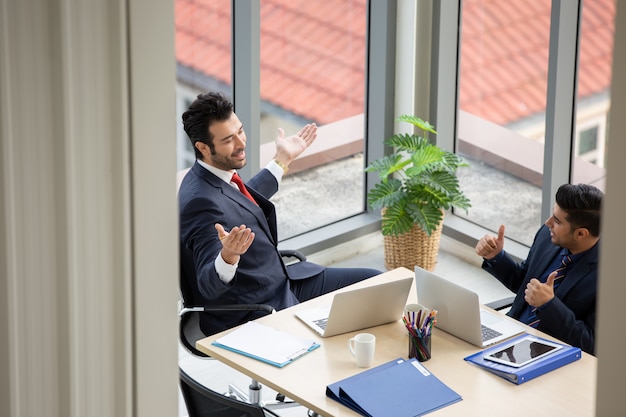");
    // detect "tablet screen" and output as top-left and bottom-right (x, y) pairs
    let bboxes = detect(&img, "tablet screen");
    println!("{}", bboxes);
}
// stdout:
(484, 336), (562, 368)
